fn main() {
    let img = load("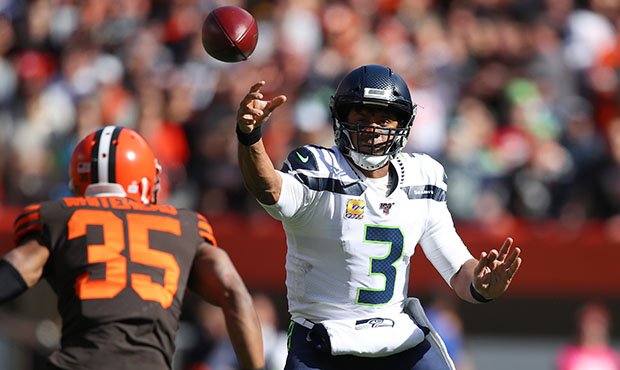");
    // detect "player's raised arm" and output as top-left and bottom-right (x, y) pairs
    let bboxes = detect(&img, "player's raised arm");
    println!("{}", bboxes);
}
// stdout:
(189, 242), (265, 370)
(236, 81), (287, 205)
